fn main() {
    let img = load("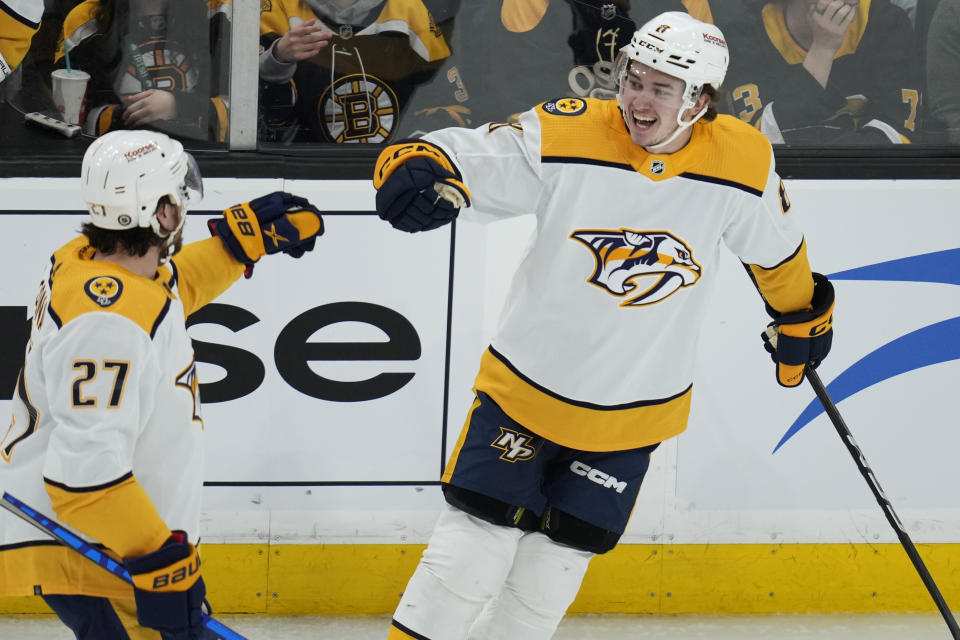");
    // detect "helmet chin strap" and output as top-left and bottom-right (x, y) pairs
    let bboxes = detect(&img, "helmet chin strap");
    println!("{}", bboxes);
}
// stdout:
(642, 104), (708, 153)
